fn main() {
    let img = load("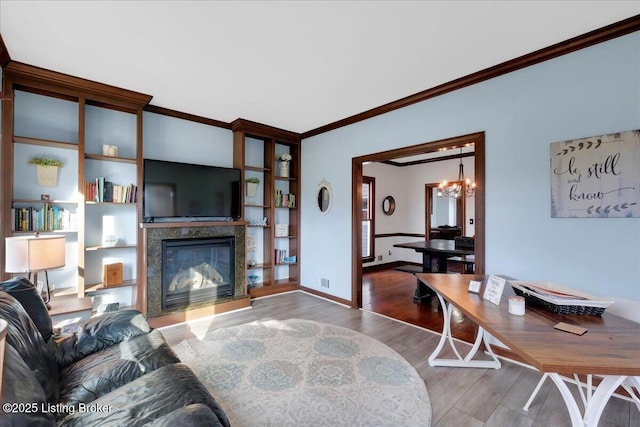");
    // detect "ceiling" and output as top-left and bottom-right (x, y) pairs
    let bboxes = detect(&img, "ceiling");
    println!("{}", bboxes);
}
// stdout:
(1, 1), (638, 134)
